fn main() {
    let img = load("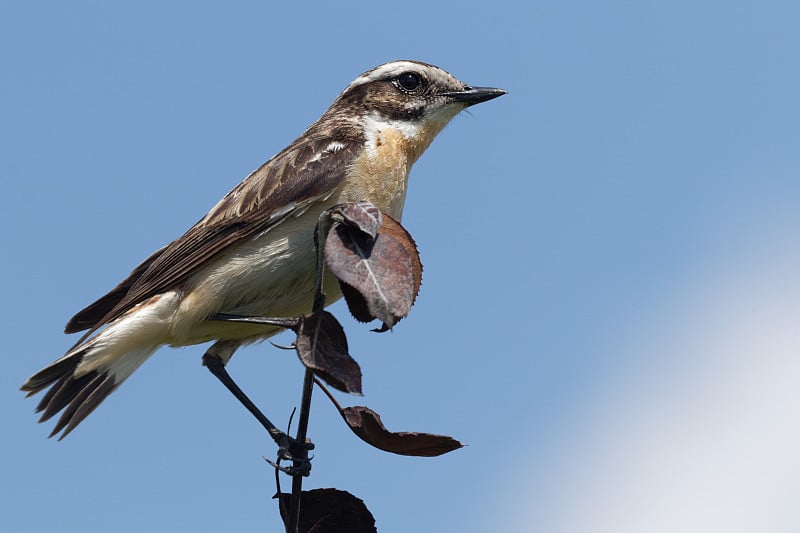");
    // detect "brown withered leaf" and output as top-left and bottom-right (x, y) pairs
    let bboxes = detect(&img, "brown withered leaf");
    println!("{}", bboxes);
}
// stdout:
(325, 213), (422, 330)
(325, 224), (410, 328)
(276, 488), (376, 533)
(380, 215), (422, 300)
(370, 215), (422, 331)
(339, 282), (373, 324)
(339, 405), (463, 457)
(295, 312), (361, 394)
(330, 201), (383, 239)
